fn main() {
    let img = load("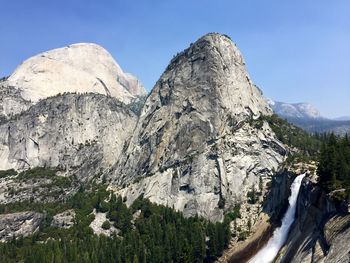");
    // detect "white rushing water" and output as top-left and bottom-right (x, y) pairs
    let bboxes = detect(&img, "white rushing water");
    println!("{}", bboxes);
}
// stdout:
(249, 173), (306, 263)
